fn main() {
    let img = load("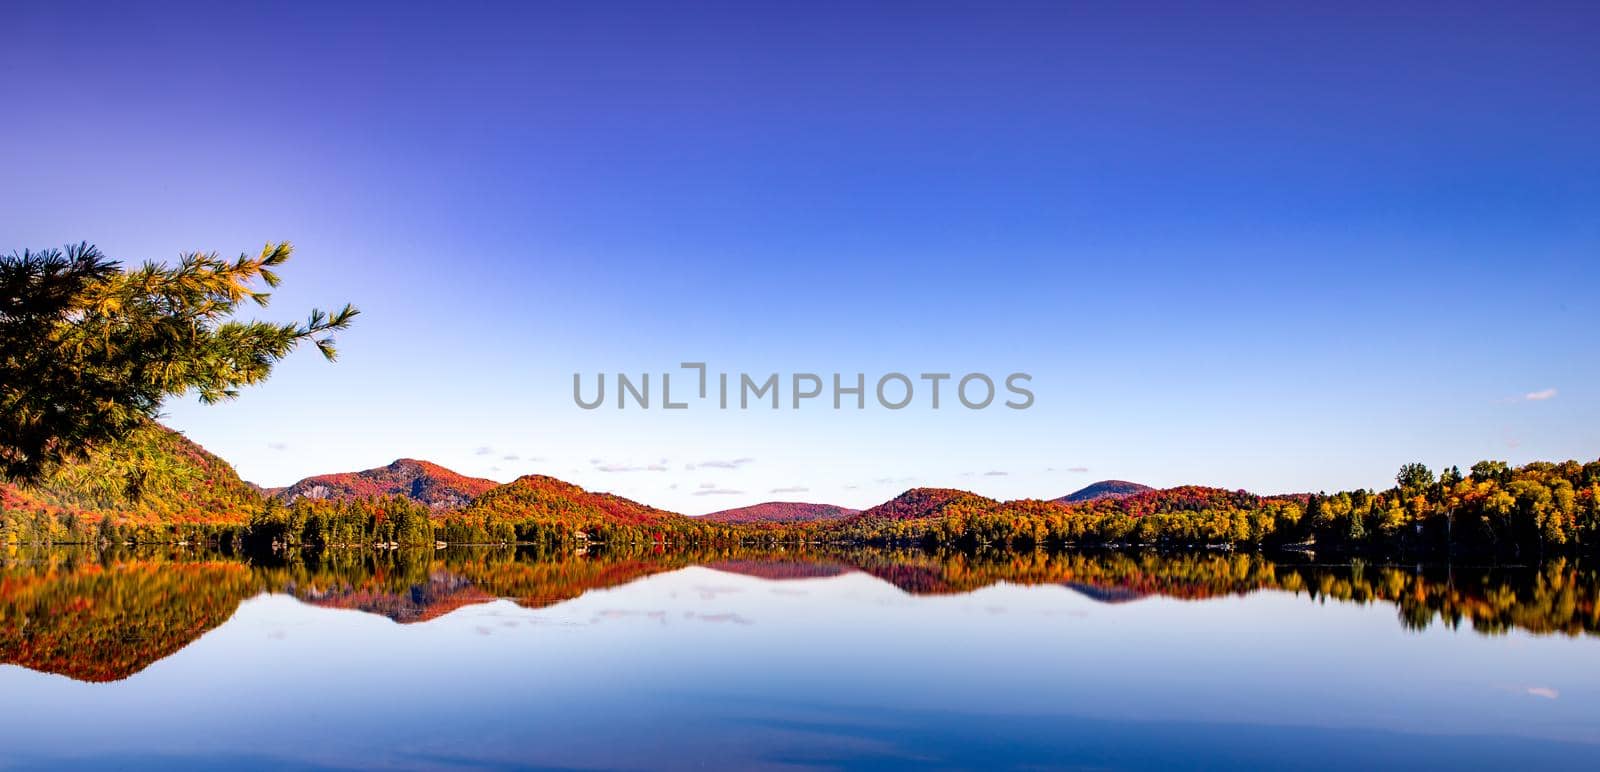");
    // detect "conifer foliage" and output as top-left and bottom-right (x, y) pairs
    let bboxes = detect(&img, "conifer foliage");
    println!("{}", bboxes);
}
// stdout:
(0, 242), (356, 484)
